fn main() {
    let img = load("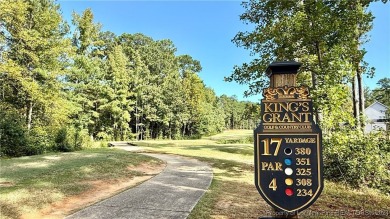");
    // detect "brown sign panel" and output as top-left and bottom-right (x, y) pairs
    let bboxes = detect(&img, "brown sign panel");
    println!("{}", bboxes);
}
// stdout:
(254, 85), (323, 213)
